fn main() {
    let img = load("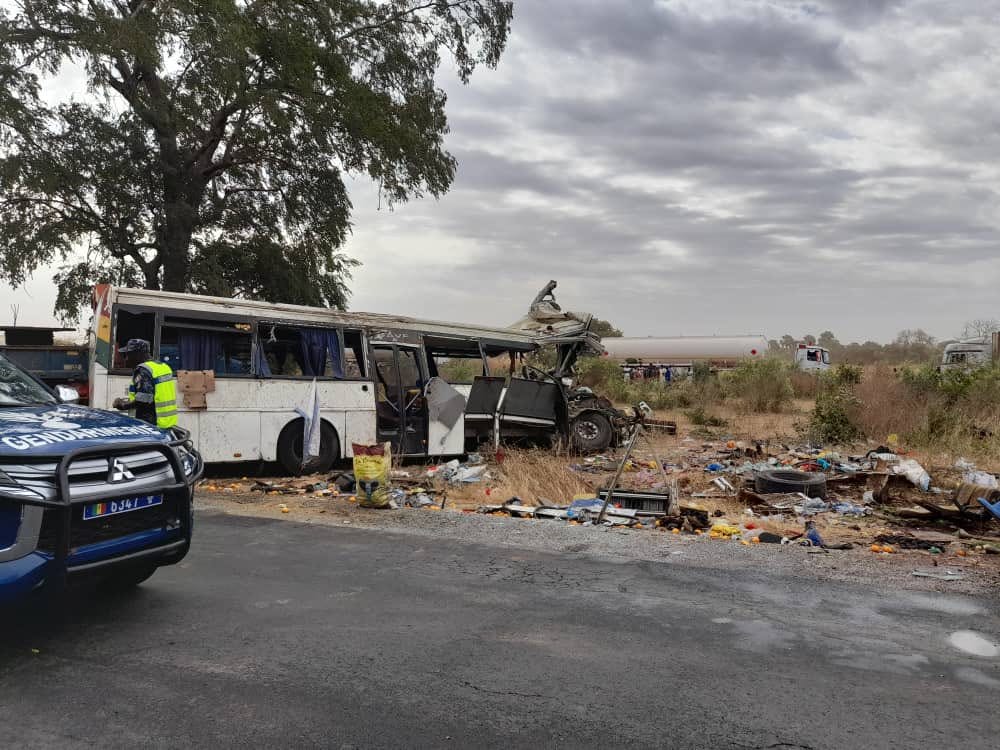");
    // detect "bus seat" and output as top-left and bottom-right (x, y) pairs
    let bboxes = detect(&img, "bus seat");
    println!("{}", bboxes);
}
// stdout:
(499, 379), (559, 428)
(464, 377), (506, 423)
